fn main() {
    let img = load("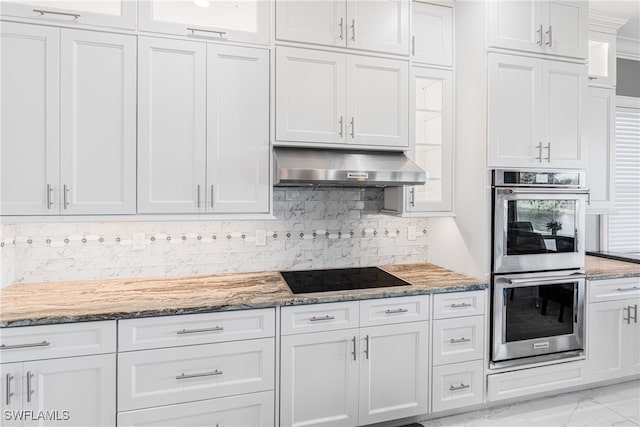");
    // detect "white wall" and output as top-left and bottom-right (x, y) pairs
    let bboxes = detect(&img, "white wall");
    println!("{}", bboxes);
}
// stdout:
(0, 188), (429, 287)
